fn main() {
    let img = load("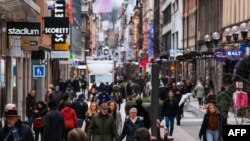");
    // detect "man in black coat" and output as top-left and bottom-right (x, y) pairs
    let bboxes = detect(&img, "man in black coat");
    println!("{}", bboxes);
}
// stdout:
(0, 109), (34, 141)
(43, 100), (66, 141)
(72, 94), (88, 127)
(26, 90), (36, 128)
